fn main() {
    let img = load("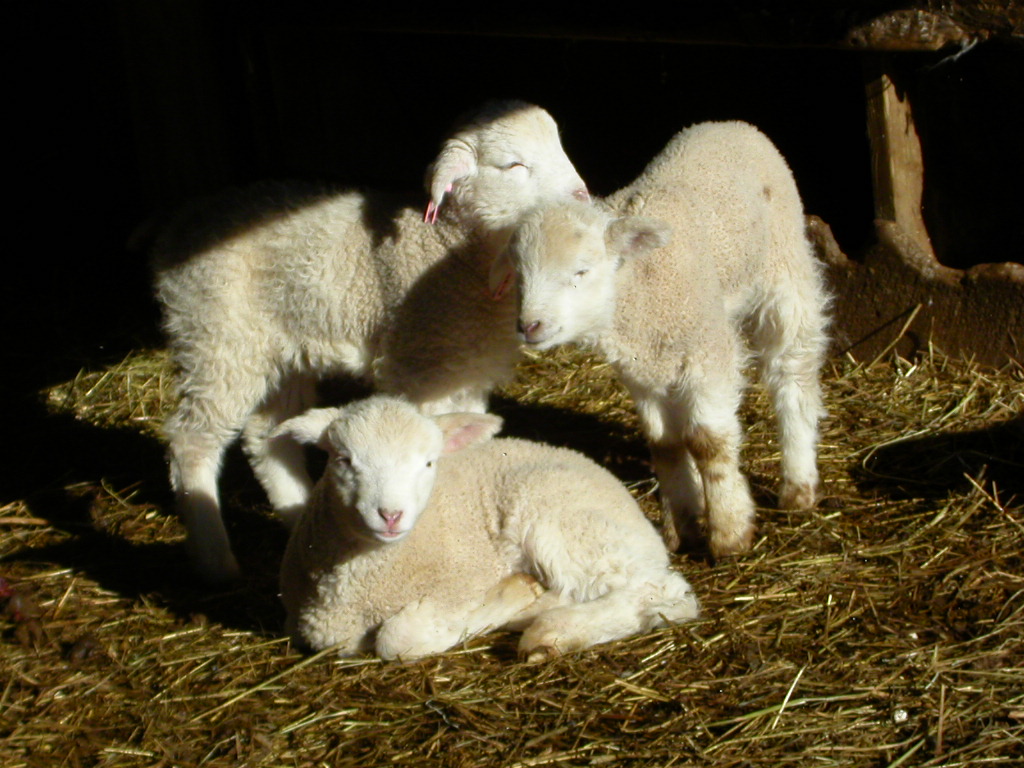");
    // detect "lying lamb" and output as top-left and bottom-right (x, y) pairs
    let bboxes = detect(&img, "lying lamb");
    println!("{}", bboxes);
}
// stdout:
(276, 396), (700, 661)
(500, 122), (830, 558)
(153, 101), (588, 582)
